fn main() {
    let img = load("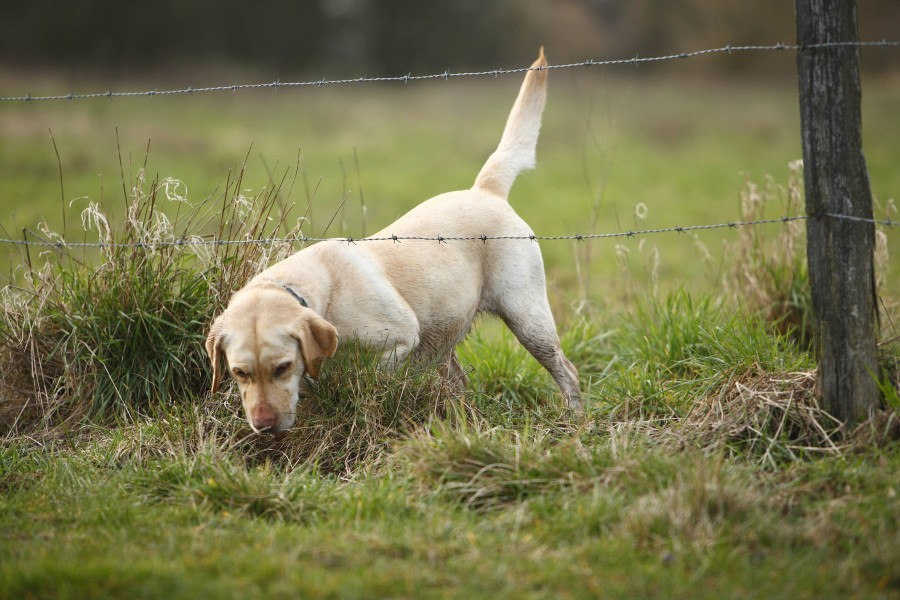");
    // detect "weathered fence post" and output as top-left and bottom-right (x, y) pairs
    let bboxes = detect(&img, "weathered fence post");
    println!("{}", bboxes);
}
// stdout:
(795, 0), (880, 424)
